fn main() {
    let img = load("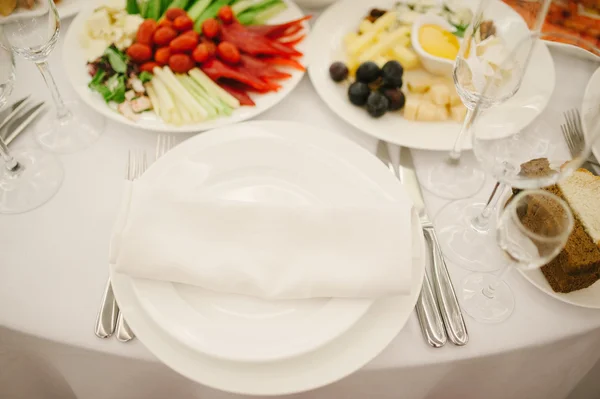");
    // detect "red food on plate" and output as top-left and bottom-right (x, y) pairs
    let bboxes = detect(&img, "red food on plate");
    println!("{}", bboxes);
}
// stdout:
(155, 47), (171, 65)
(202, 18), (220, 39)
(165, 8), (186, 21)
(153, 27), (178, 46)
(192, 44), (210, 63)
(169, 54), (195, 73)
(202, 59), (274, 92)
(218, 5), (234, 24)
(239, 54), (290, 80)
(170, 35), (198, 53)
(260, 56), (305, 71)
(127, 43), (153, 63)
(140, 61), (159, 72)
(218, 81), (256, 106)
(173, 15), (194, 32)
(181, 30), (200, 41)
(217, 41), (240, 64)
(158, 18), (173, 29)
(220, 22), (303, 57)
(136, 19), (158, 45)
(244, 16), (311, 38)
